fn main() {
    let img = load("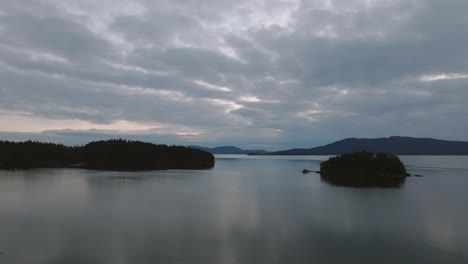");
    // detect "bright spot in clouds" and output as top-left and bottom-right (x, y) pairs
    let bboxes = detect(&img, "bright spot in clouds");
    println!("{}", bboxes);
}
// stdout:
(0, 112), (160, 133)
(240, 96), (261, 102)
(194, 80), (232, 92)
(419, 73), (468, 82)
